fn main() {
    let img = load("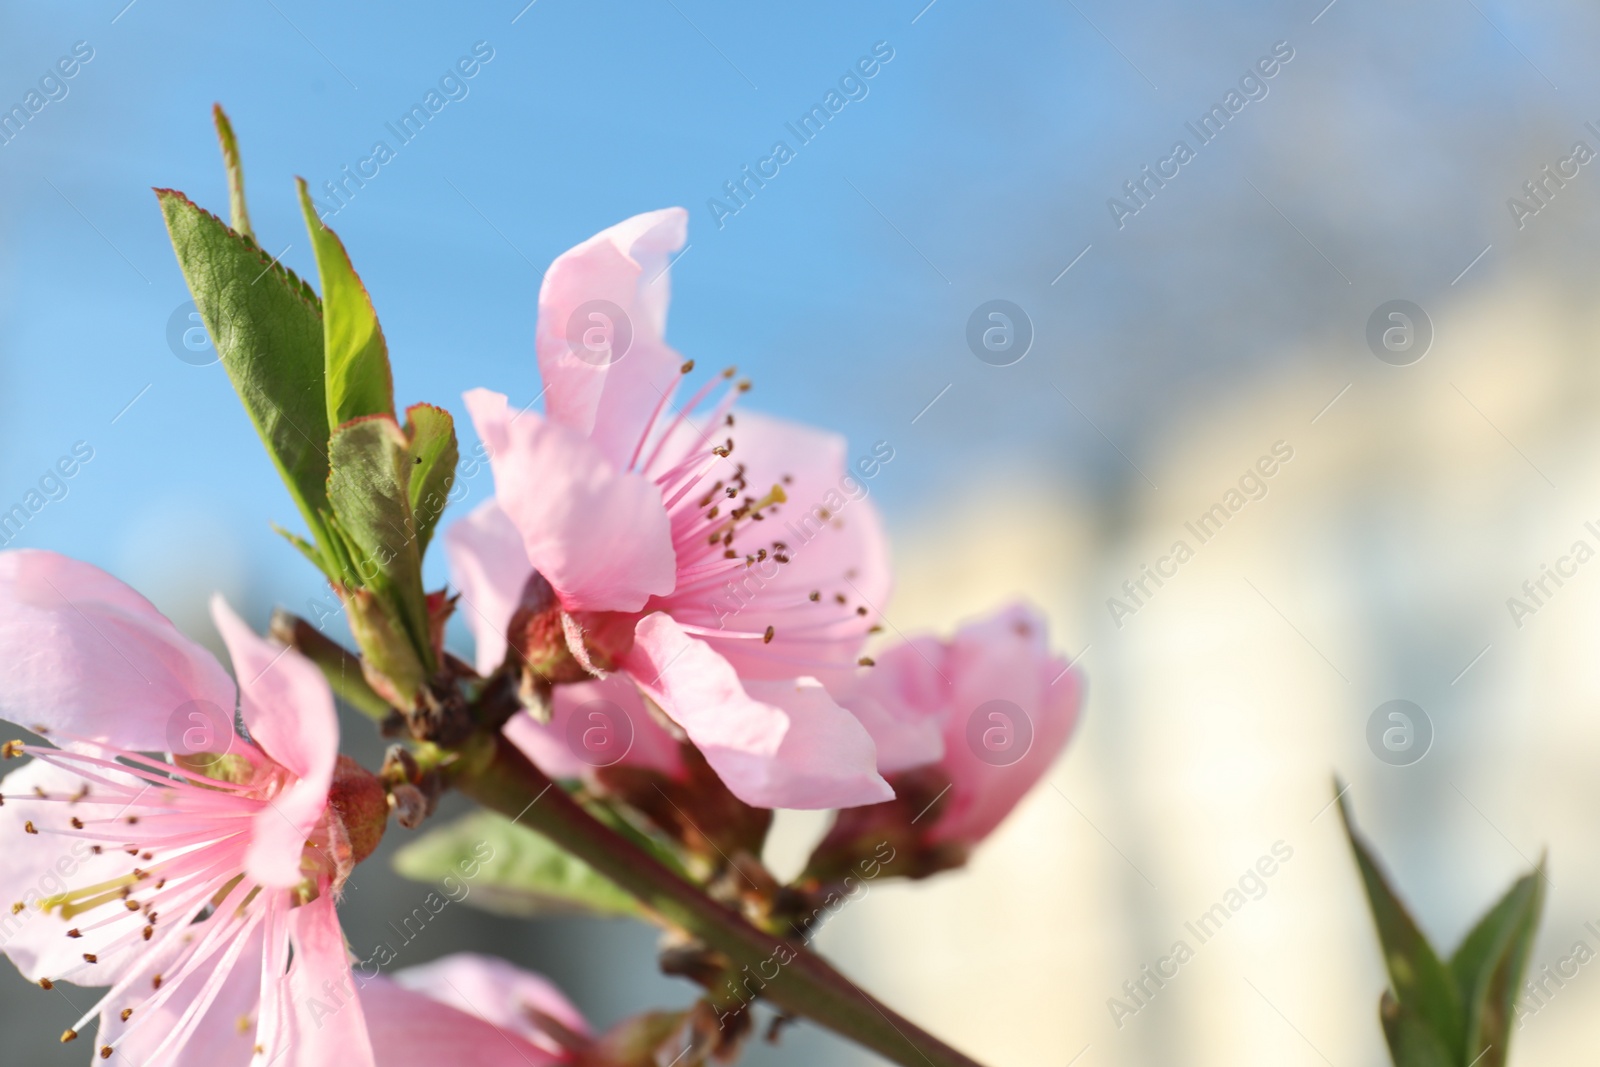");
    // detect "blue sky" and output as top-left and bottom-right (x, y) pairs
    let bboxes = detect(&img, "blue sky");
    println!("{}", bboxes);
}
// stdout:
(0, 0), (1590, 637)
